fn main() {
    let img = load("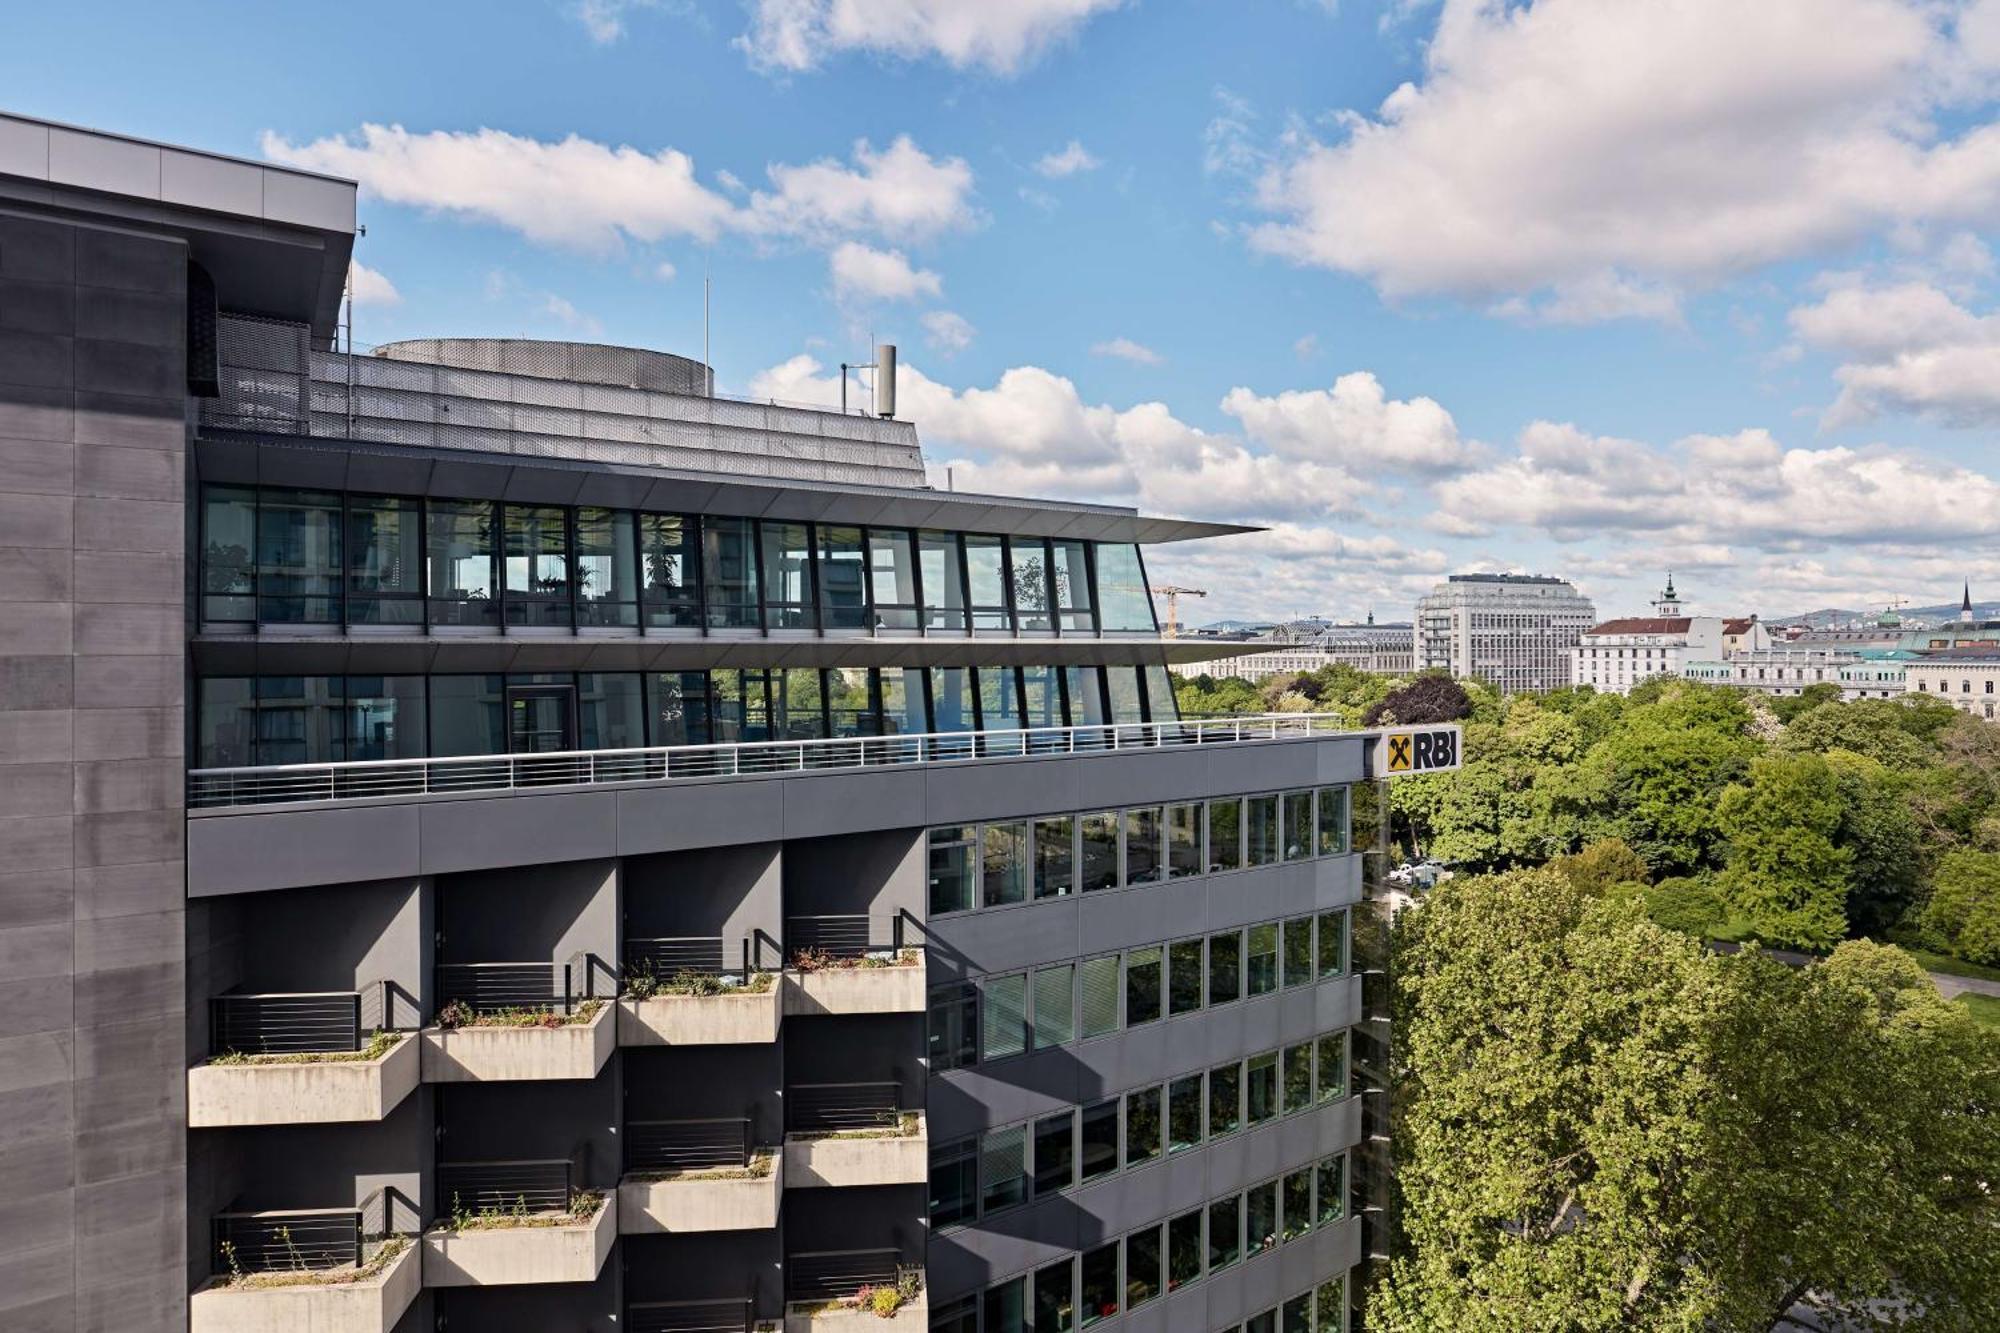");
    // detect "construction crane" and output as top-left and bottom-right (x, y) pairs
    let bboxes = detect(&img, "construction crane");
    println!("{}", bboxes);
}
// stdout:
(1151, 585), (1207, 638)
